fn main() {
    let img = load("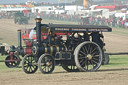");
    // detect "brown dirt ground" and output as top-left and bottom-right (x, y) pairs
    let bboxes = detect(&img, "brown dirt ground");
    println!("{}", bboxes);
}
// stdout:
(0, 19), (128, 85)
